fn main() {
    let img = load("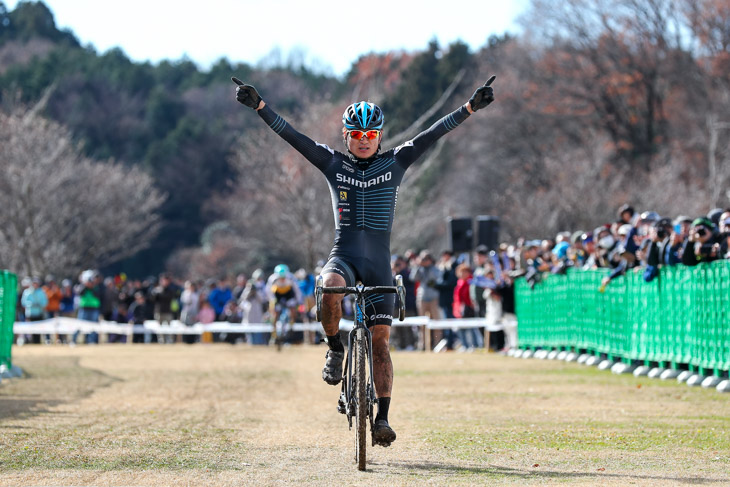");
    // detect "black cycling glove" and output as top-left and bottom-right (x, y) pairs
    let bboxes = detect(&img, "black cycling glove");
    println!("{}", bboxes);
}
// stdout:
(468, 75), (496, 111)
(232, 77), (262, 109)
